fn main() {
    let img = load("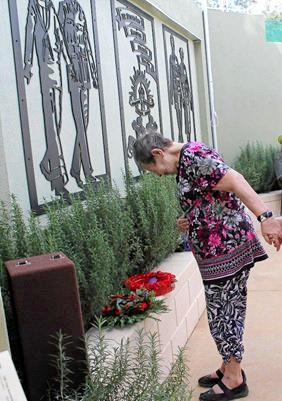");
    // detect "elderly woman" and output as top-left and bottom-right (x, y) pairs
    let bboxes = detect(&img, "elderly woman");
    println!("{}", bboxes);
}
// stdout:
(132, 132), (281, 401)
